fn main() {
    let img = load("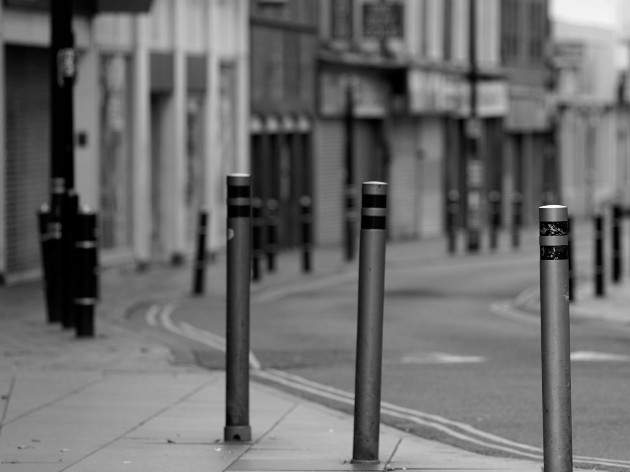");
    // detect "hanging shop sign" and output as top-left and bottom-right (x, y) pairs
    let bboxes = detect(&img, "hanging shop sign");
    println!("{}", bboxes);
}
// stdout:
(362, 1), (404, 39)
(408, 70), (508, 118)
(319, 71), (389, 118)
